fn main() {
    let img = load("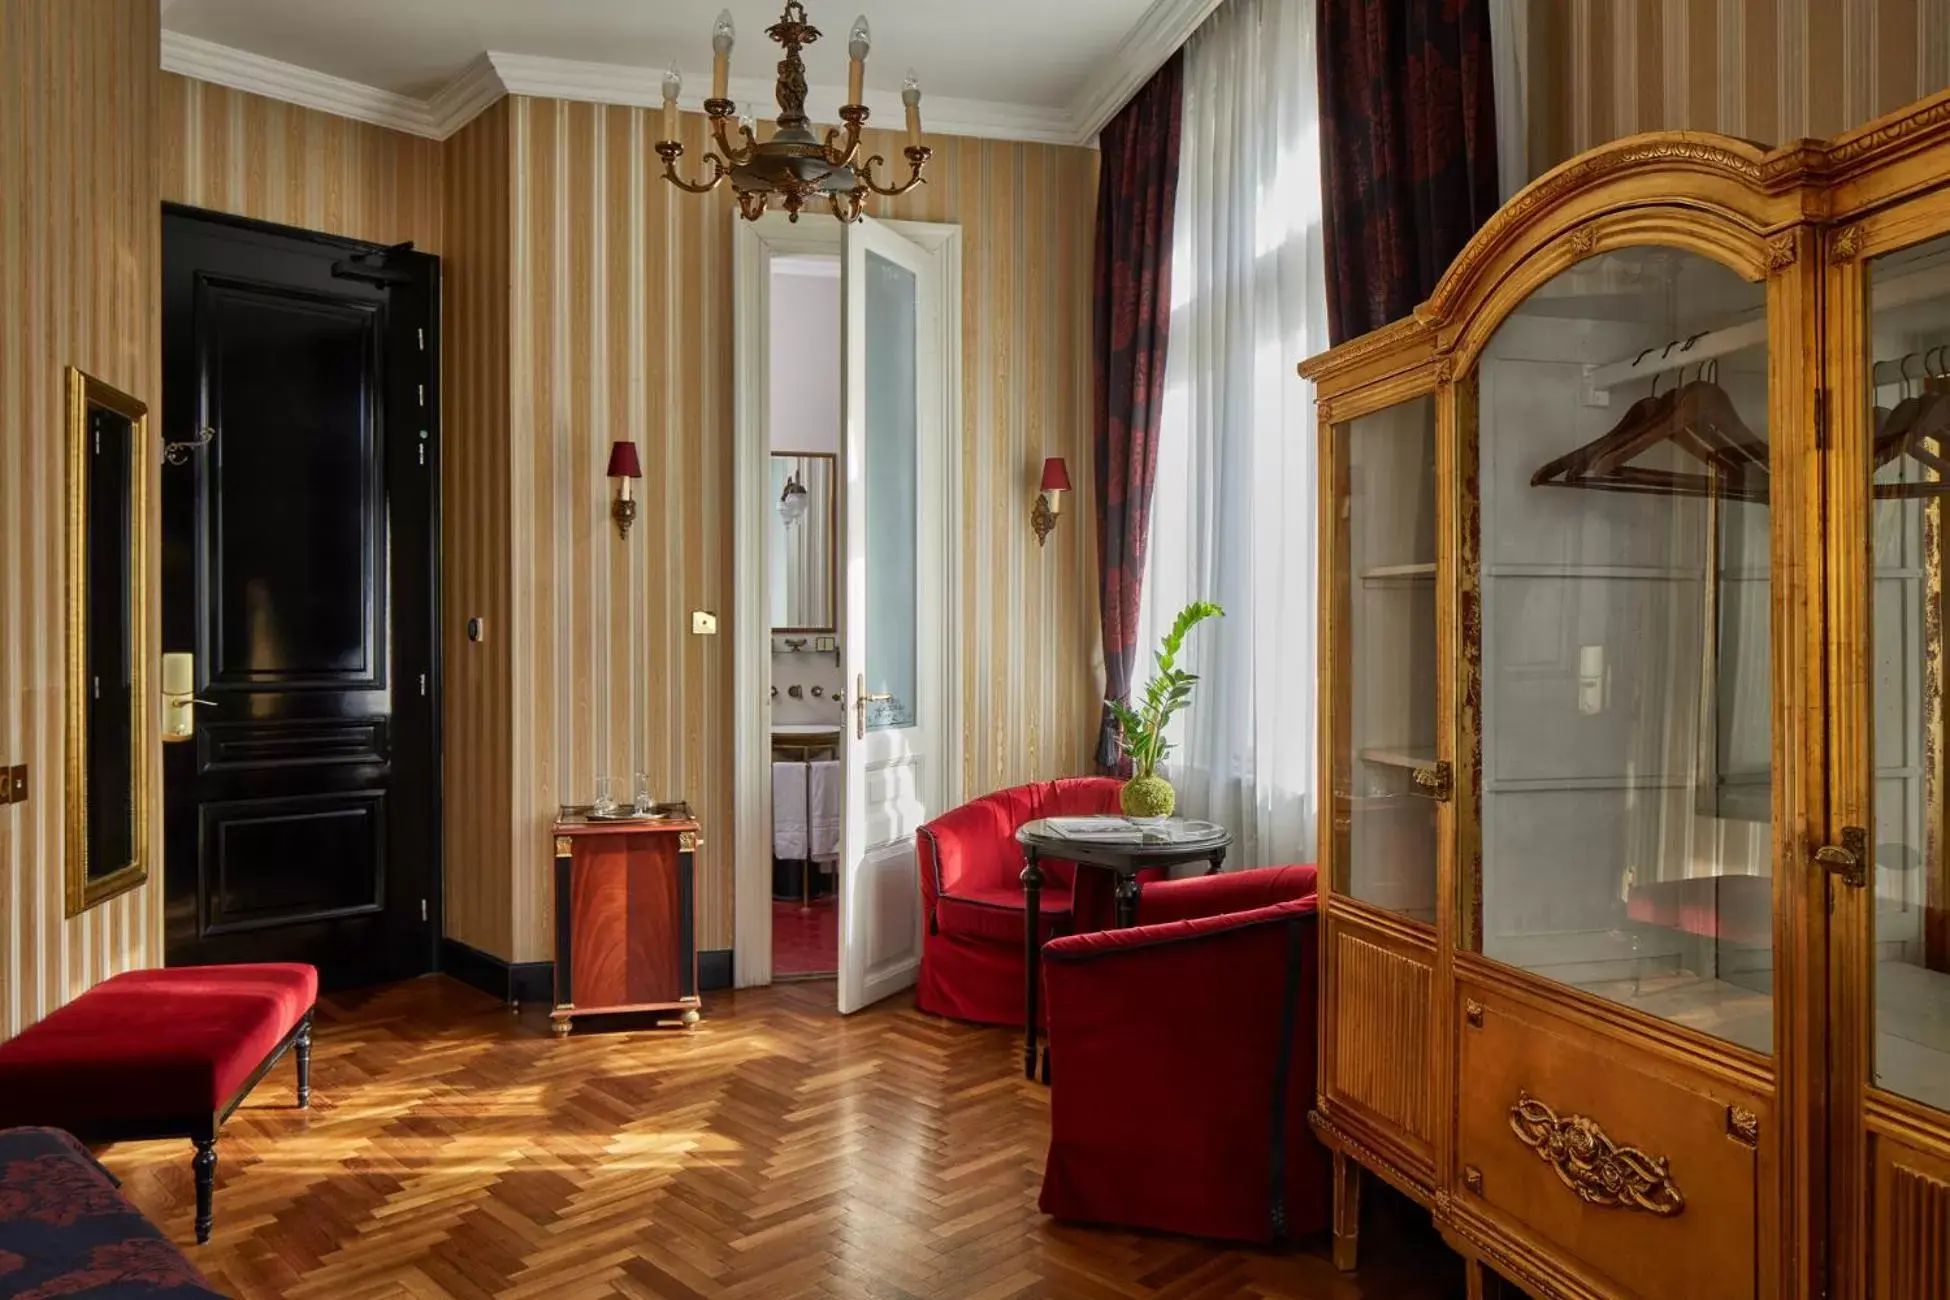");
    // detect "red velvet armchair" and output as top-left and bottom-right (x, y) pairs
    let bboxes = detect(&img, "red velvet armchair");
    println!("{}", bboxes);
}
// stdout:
(916, 777), (1140, 1025)
(1039, 865), (1329, 1244)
